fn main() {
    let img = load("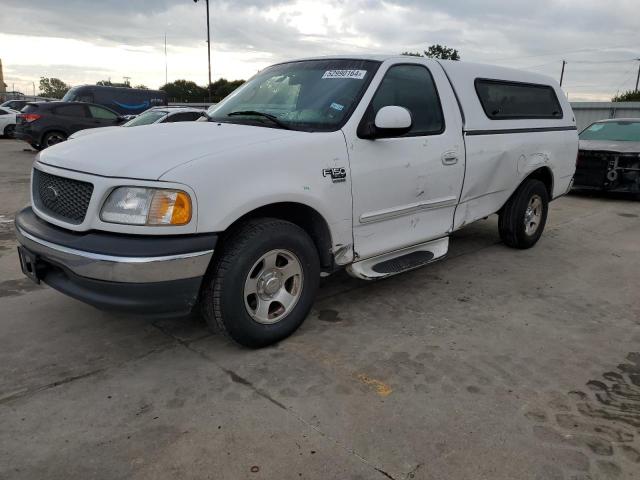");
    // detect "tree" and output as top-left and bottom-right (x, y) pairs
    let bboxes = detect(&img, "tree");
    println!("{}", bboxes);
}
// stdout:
(160, 79), (208, 102)
(39, 77), (70, 98)
(612, 90), (640, 102)
(134, 84), (149, 90)
(209, 78), (245, 102)
(402, 44), (461, 61)
(160, 78), (245, 102)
